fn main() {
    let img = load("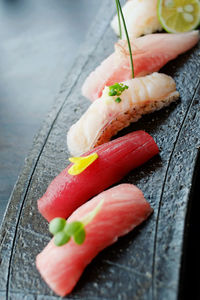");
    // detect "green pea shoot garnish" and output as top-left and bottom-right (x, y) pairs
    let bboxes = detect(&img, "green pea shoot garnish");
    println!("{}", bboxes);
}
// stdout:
(115, 0), (134, 79)
(49, 199), (104, 247)
(108, 82), (128, 103)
